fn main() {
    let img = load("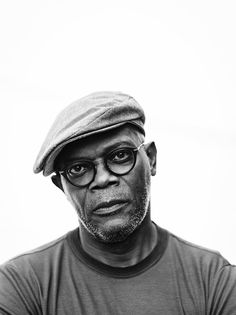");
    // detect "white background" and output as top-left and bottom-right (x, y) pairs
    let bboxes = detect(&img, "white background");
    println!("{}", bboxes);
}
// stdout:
(0, 0), (236, 264)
